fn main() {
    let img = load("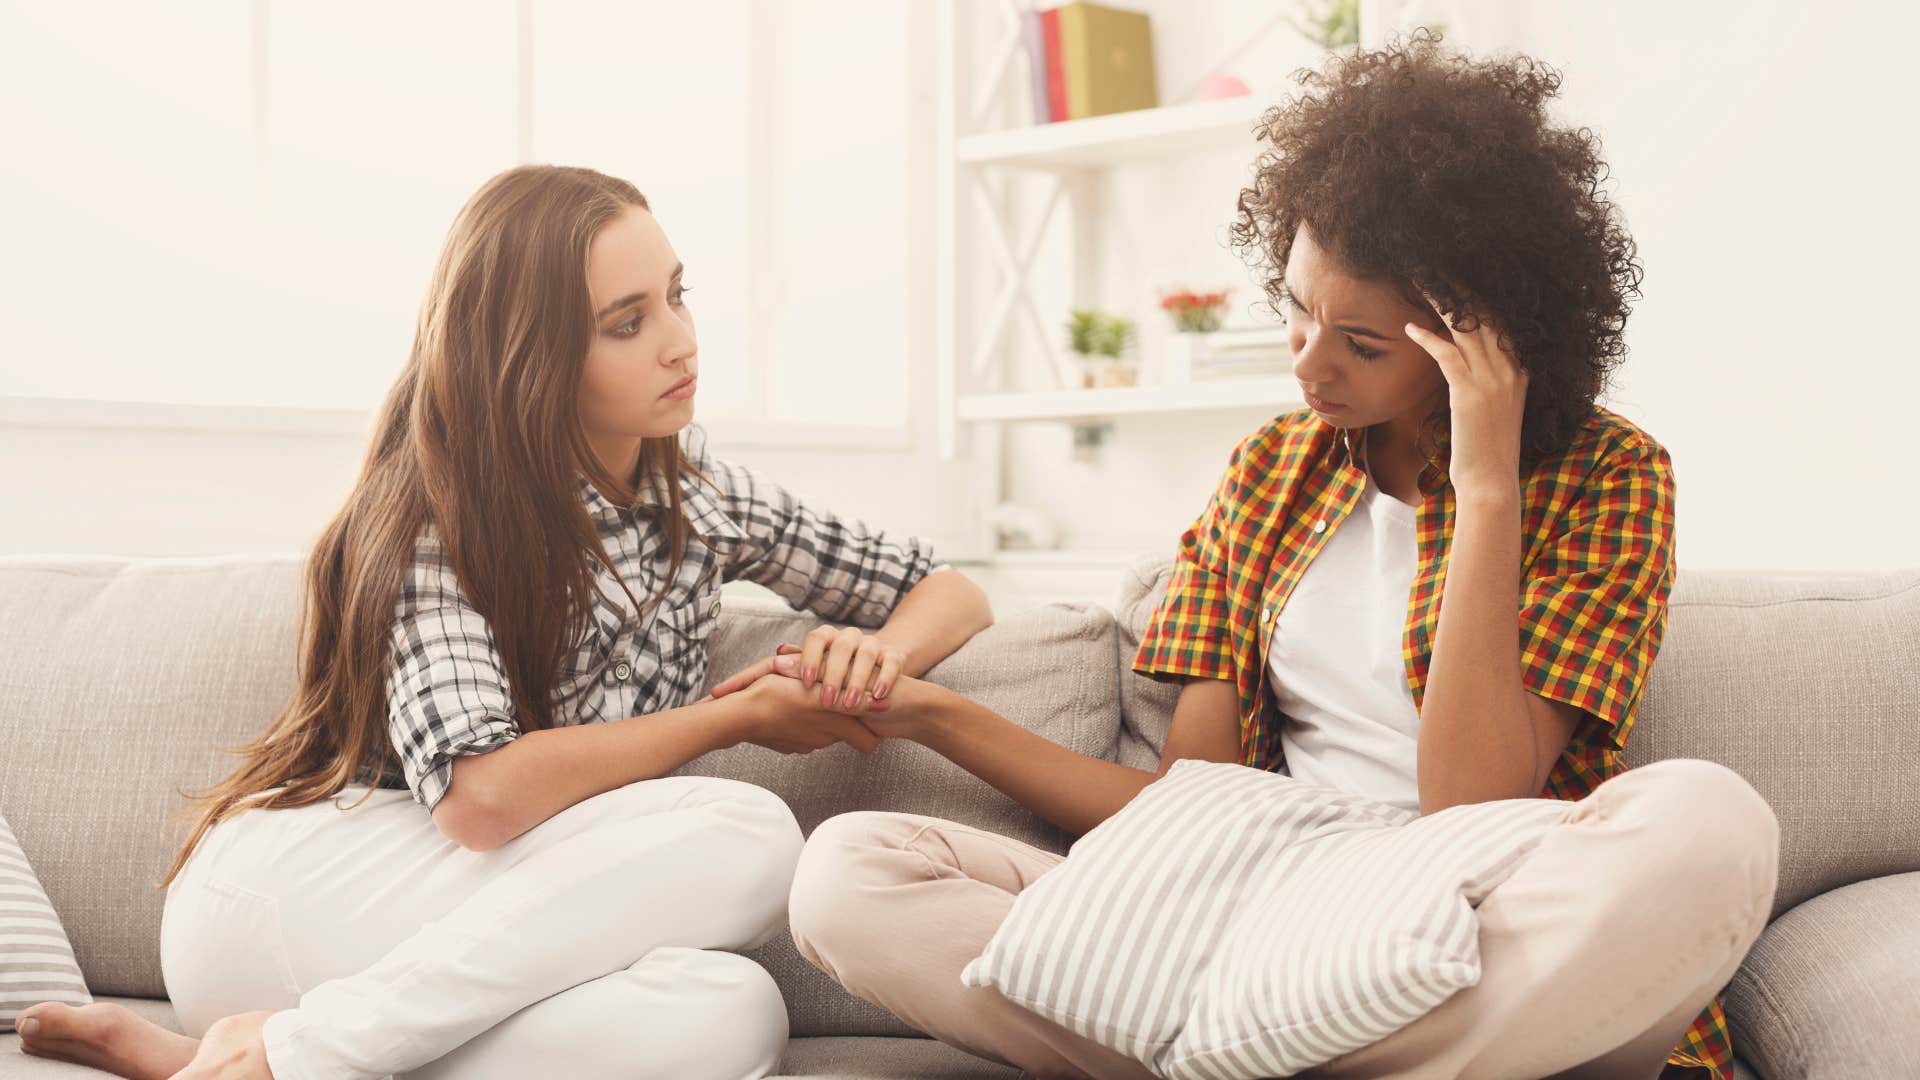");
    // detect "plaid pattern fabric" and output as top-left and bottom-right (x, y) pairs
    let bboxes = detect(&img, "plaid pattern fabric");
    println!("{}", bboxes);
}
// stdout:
(1134, 407), (1723, 1078)
(379, 423), (943, 811)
